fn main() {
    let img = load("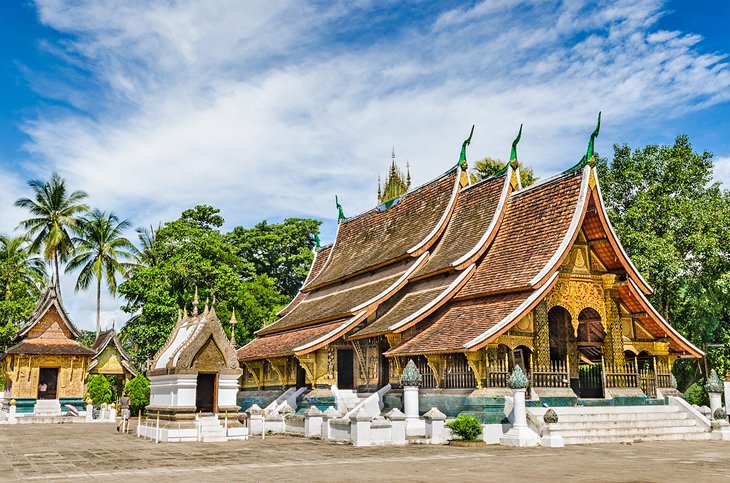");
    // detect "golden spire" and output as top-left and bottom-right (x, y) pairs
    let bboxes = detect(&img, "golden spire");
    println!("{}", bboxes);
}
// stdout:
(229, 308), (238, 346)
(192, 286), (199, 316)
